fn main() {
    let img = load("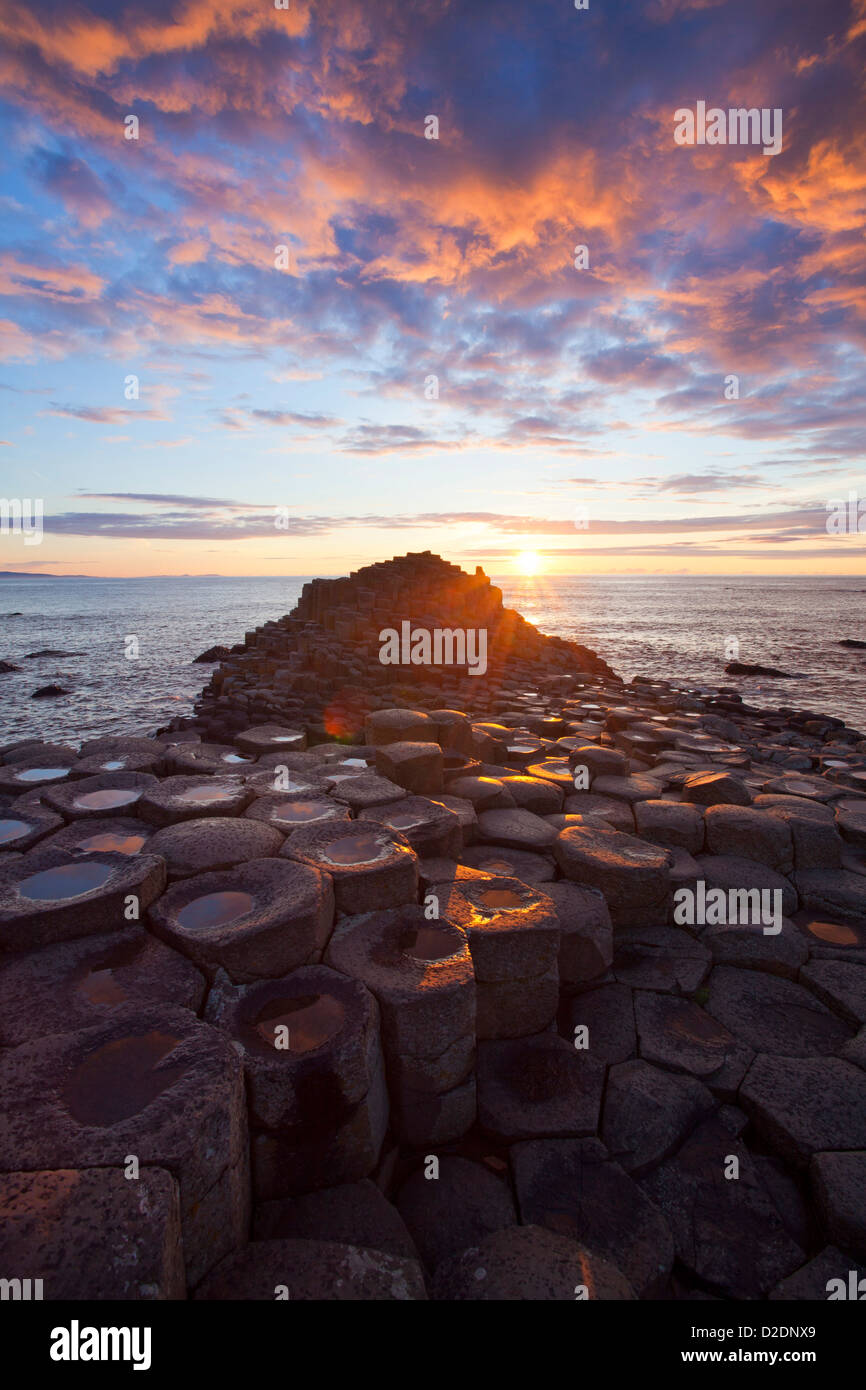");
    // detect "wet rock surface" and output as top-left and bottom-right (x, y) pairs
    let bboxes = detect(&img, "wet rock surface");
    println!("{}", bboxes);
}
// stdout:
(3, 552), (866, 1300)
